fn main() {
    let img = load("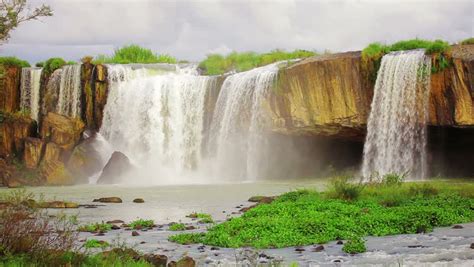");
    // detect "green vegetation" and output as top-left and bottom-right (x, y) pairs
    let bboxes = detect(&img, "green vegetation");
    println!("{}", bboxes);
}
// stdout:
(78, 222), (112, 233)
(66, 60), (77, 65)
(187, 212), (214, 223)
(129, 218), (154, 229)
(94, 44), (177, 64)
(460, 37), (474, 45)
(199, 49), (317, 75)
(84, 239), (109, 249)
(0, 56), (30, 68)
(43, 57), (67, 75)
(35, 61), (44, 67)
(169, 223), (186, 231)
(169, 179), (474, 249)
(342, 237), (366, 254)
